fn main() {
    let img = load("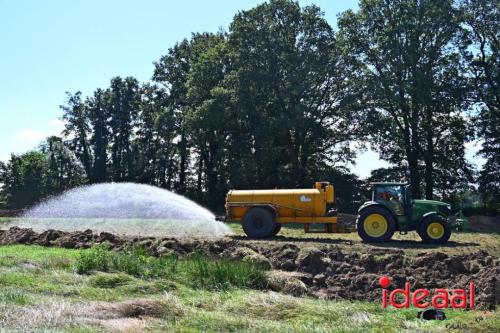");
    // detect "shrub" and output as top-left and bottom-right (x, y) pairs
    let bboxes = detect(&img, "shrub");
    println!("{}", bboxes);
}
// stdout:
(75, 244), (111, 274)
(462, 205), (500, 217)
